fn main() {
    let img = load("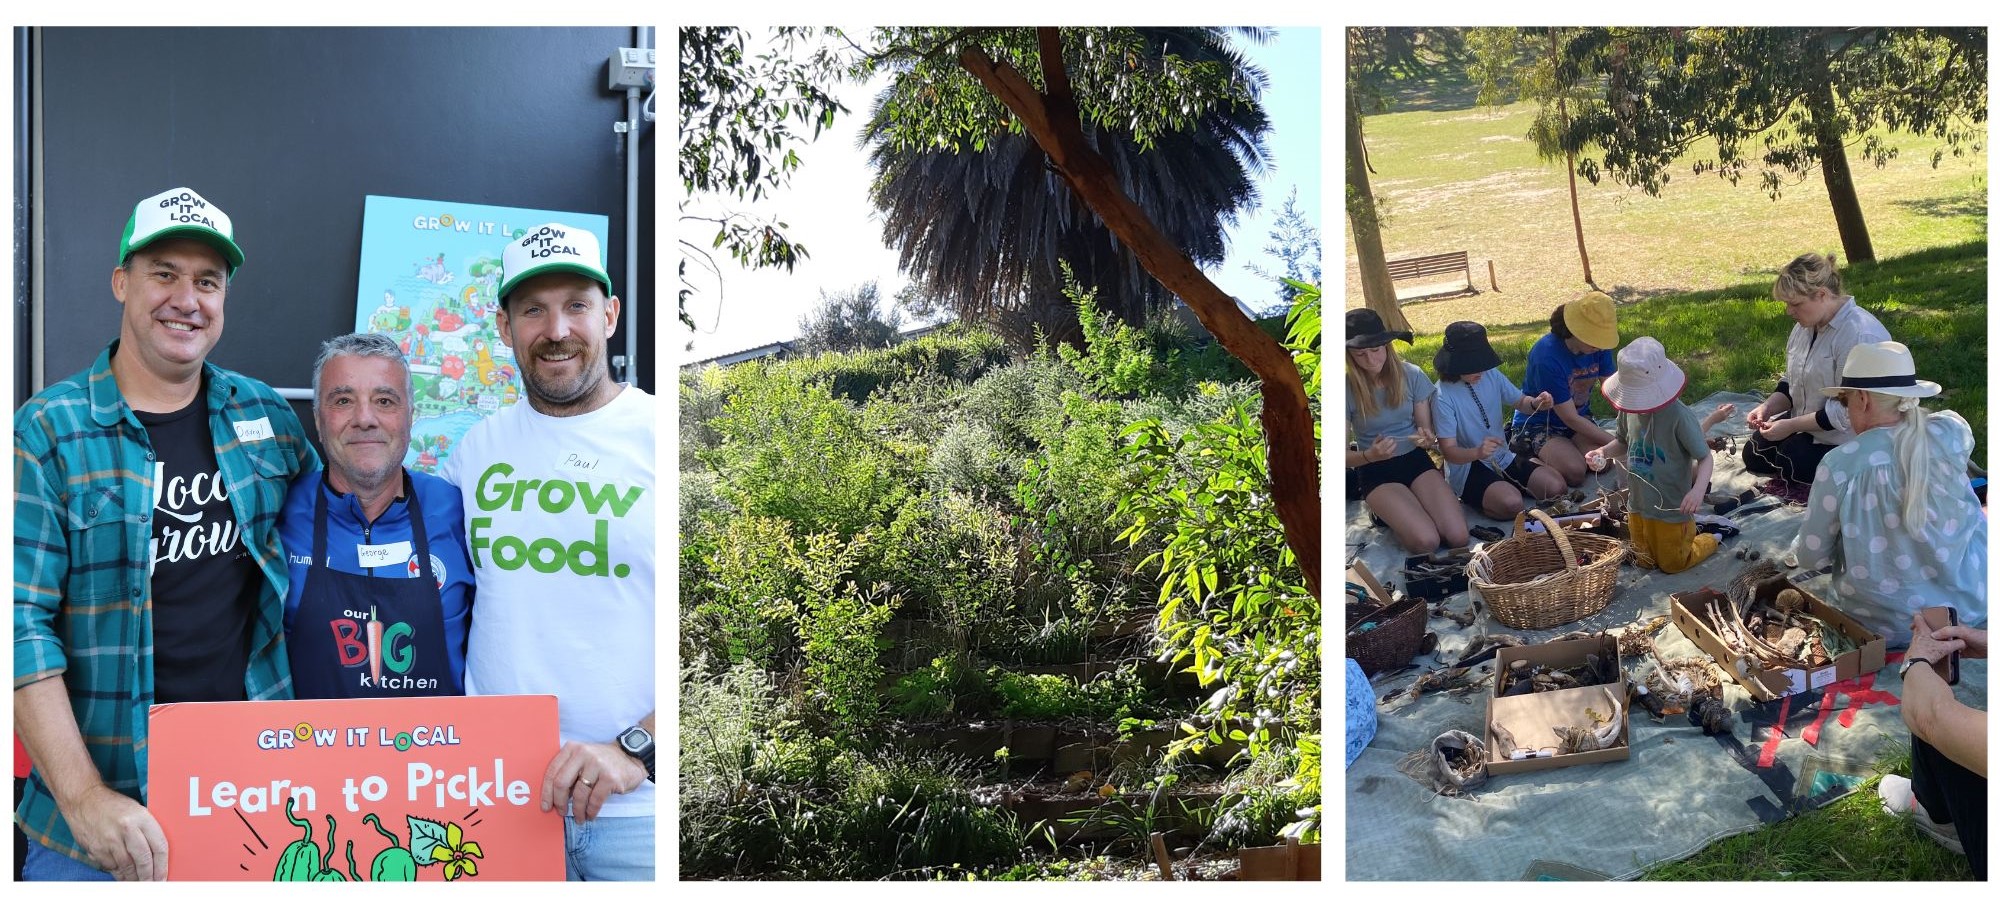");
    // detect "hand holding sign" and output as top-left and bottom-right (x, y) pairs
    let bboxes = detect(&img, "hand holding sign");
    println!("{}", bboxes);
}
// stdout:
(541, 741), (646, 823)
(72, 783), (170, 881)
